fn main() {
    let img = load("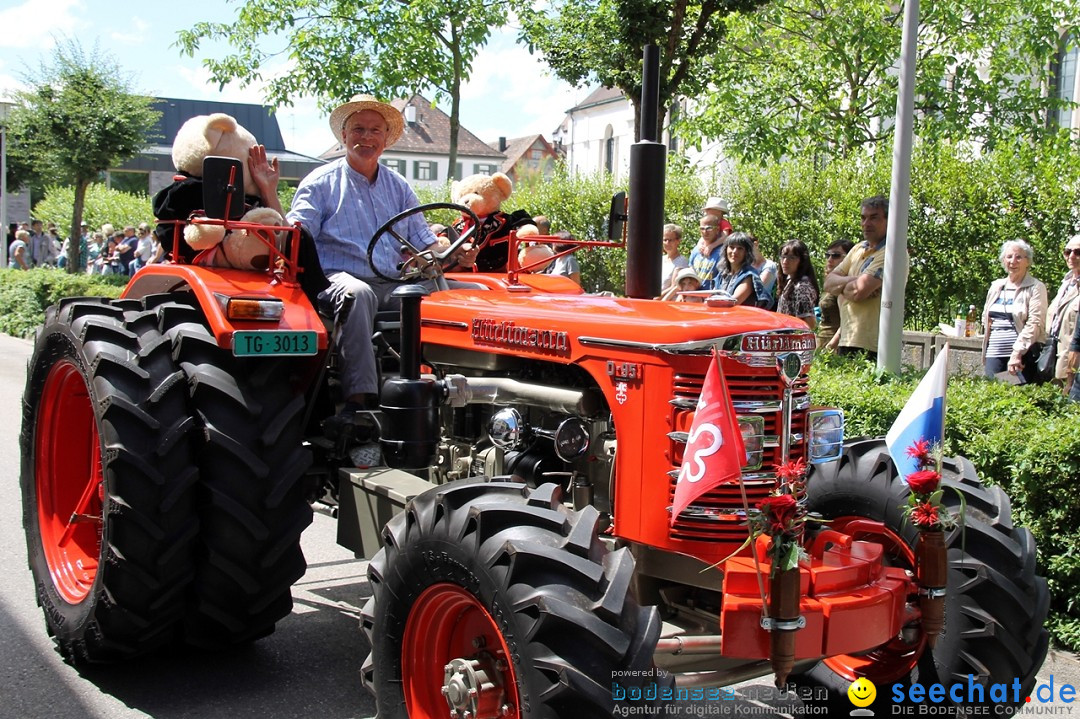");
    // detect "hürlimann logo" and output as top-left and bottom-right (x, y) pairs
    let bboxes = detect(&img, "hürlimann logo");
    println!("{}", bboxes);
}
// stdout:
(471, 318), (569, 352)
